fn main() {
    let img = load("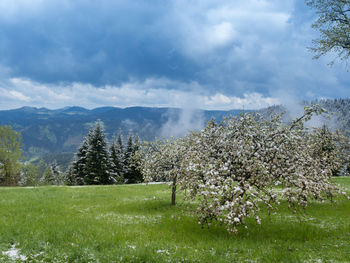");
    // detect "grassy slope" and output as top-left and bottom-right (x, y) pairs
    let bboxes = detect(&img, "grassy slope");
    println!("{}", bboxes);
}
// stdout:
(0, 178), (349, 262)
